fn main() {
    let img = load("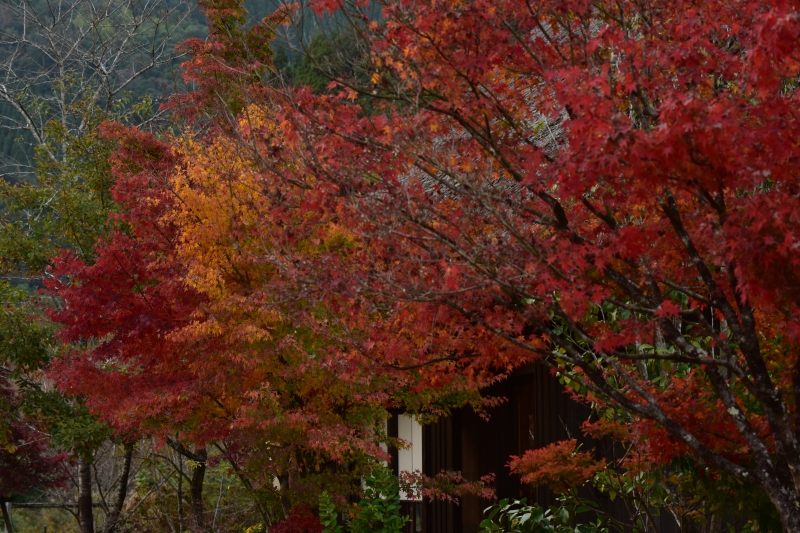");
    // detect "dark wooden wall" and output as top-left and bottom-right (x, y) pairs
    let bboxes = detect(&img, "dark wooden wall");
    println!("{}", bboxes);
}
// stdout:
(423, 414), (462, 533)
(455, 364), (593, 533)
(419, 363), (593, 533)
(412, 362), (678, 533)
